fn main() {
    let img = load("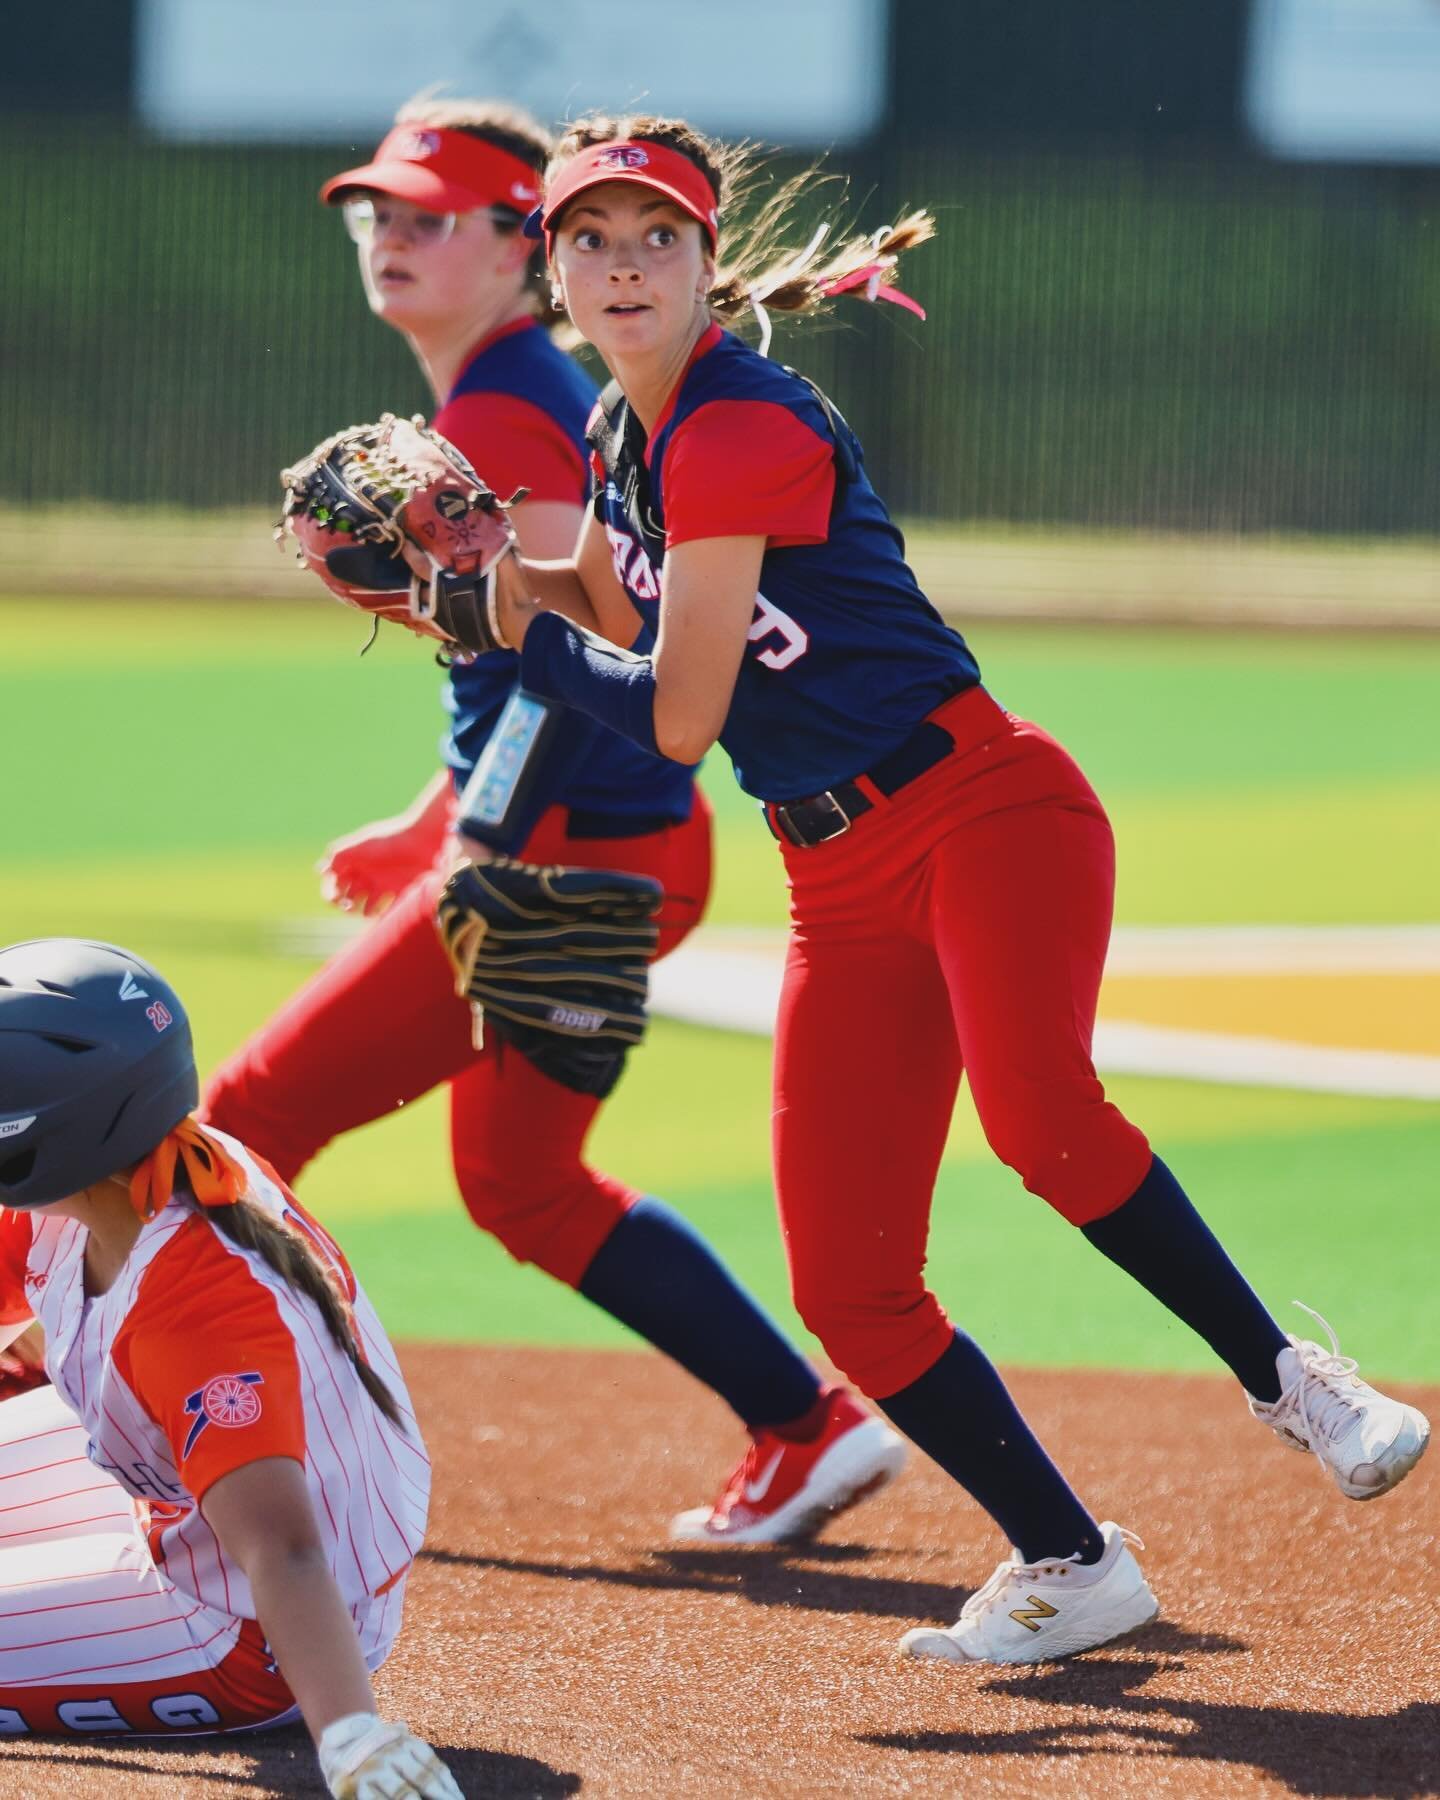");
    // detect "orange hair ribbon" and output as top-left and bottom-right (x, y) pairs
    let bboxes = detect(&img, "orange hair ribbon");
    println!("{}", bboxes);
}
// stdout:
(128, 1116), (246, 1223)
